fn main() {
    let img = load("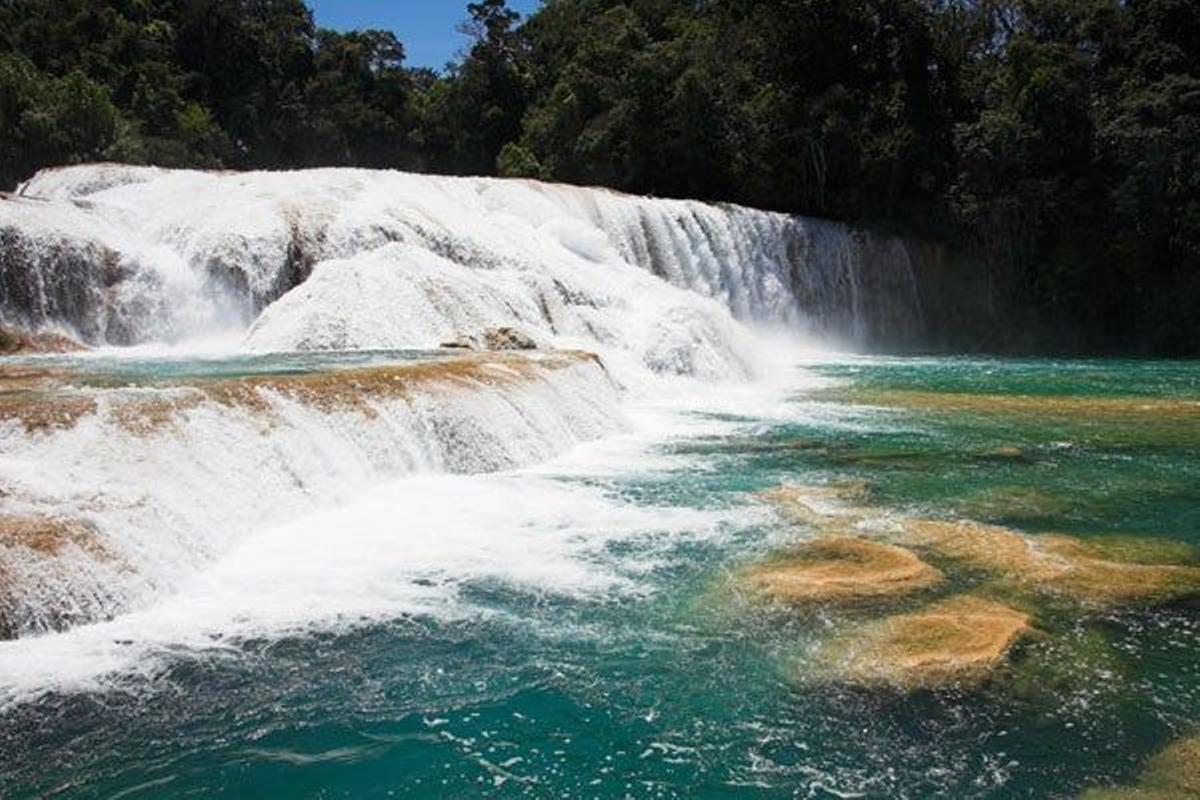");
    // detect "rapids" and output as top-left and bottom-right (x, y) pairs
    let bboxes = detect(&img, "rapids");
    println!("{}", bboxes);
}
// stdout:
(0, 166), (1195, 798)
(2, 164), (926, 355)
